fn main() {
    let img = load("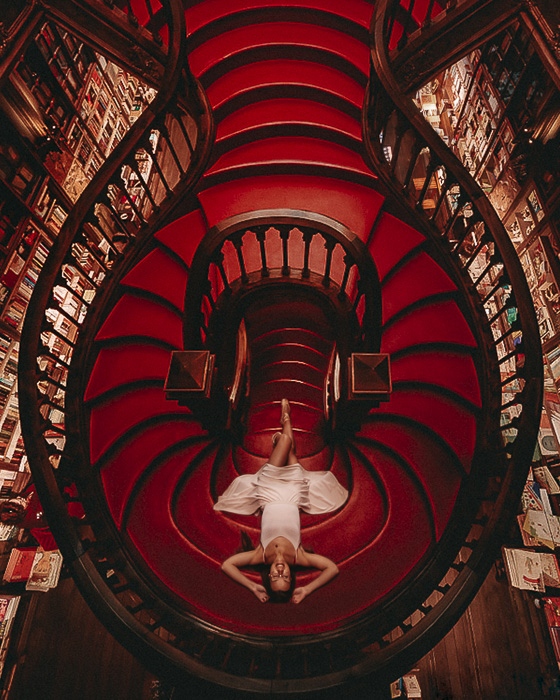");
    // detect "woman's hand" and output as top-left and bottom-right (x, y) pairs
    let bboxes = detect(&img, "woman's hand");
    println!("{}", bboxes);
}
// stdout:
(291, 586), (308, 604)
(251, 583), (269, 603)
